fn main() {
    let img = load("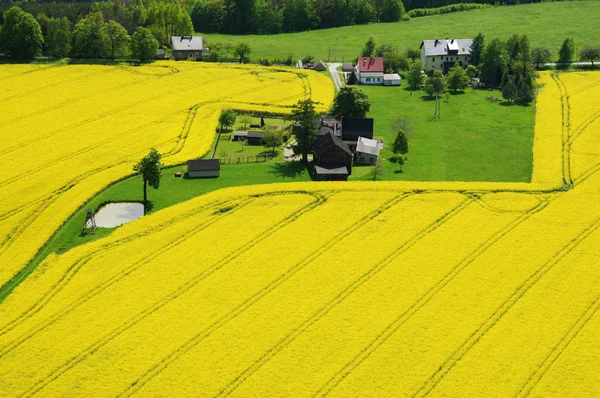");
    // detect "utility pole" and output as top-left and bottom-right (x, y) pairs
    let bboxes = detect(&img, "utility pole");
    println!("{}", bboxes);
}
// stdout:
(335, 37), (338, 62)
